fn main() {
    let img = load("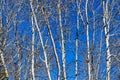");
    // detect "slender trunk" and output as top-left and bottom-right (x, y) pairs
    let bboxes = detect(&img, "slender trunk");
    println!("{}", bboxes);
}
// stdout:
(30, 0), (51, 80)
(96, 30), (103, 80)
(17, 52), (21, 80)
(85, 0), (92, 80)
(31, 12), (35, 80)
(91, 10), (95, 80)
(58, 0), (66, 80)
(103, 1), (111, 80)
(75, 0), (80, 80)
(41, 7), (61, 80)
